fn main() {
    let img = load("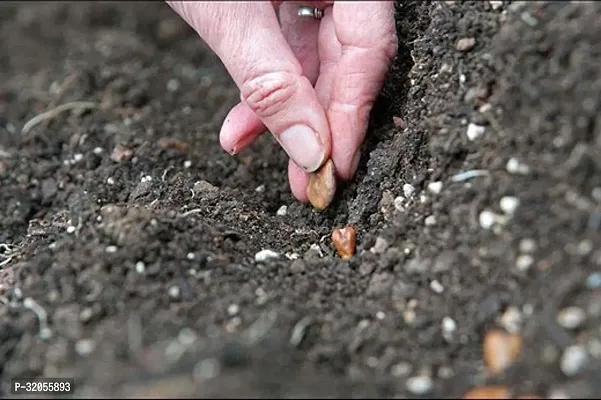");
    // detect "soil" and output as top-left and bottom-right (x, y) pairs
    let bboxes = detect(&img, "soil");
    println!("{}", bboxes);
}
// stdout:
(1, 1), (601, 398)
